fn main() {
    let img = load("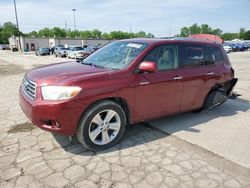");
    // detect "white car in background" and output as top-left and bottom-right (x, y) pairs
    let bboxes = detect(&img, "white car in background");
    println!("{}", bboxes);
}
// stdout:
(223, 45), (232, 53)
(67, 46), (91, 59)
